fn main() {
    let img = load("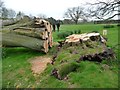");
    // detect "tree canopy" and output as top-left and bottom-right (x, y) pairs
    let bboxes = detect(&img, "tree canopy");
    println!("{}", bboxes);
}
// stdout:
(64, 6), (87, 24)
(87, 0), (120, 20)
